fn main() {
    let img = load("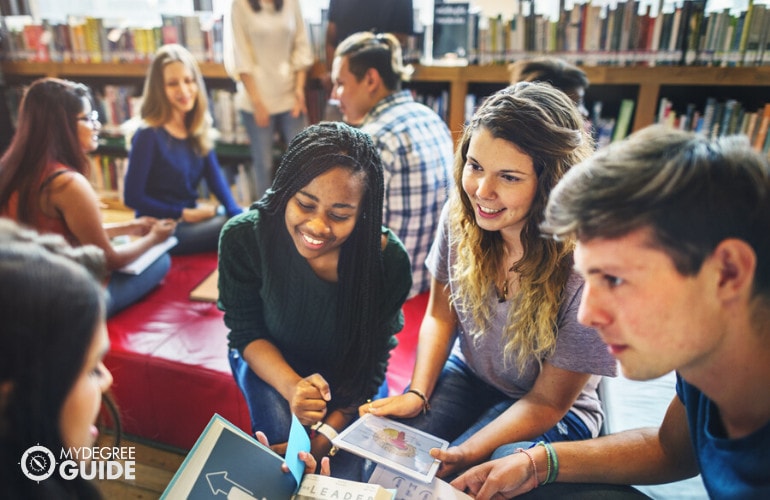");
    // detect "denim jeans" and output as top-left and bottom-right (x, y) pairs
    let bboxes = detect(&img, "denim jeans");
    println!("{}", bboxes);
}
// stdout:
(402, 355), (592, 449)
(229, 348), (383, 481)
(106, 252), (171, 317)
(240, 109), (306, 202)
